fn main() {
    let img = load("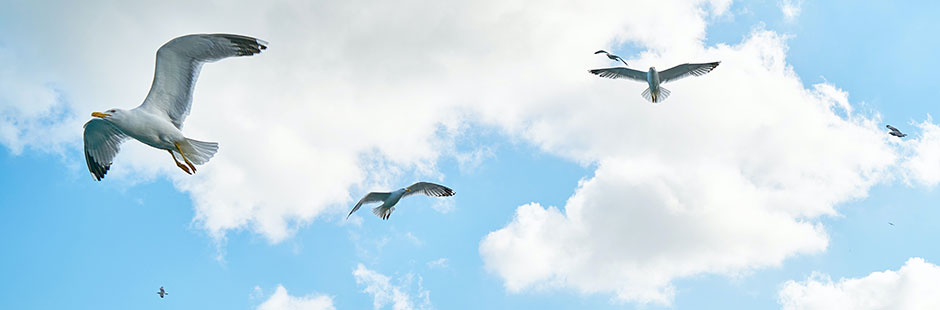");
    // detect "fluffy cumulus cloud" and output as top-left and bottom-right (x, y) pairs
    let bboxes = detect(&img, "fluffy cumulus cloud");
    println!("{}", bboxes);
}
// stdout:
(778, 258), (940, 310)
(353, 264), (431, 310)
(901, 116), (940, 187)
(0, 0), (734, 242)
(480, 25), (897, 306)
(257, 285), (335, 310)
